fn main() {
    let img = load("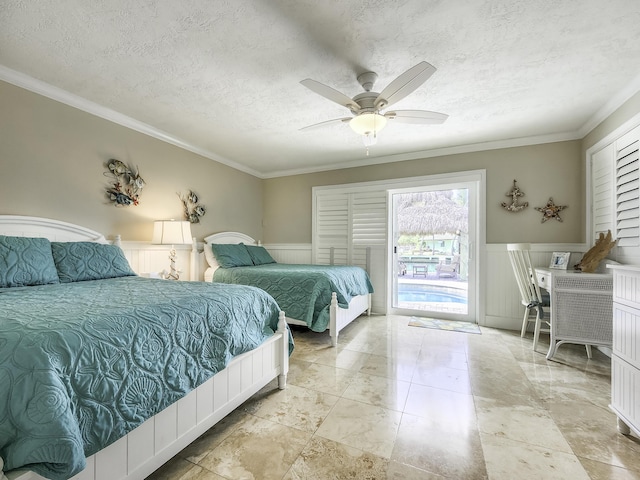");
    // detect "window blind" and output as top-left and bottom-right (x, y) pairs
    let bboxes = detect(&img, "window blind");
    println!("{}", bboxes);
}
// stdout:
(615, 140), (640, 247)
